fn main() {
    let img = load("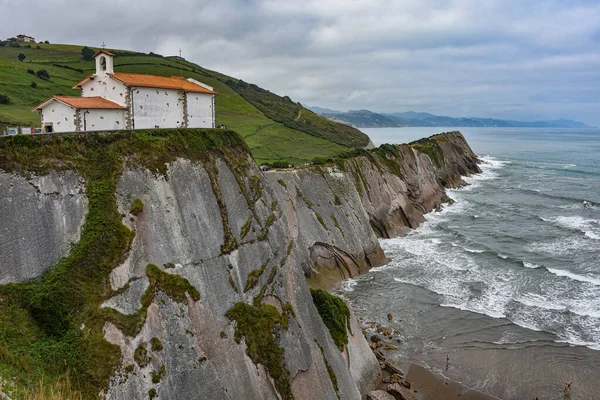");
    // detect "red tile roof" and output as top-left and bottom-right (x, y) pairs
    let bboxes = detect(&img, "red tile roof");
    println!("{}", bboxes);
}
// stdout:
(93, 49), (116, 58)
(108, 73), (217, 94)
(33, 96), (125, 111)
